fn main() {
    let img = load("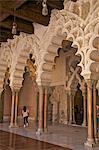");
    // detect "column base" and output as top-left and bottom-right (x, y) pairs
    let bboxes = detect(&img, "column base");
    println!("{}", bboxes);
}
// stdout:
(84, 138), (95, 147)
(68, 120), (73, 125)
(9, 123), (14, 128)
(14, 124), (19, 128)
(9, 123), (18, 128)
(44, 128), (48, 133)
(82, 122), (87, 127)
(72, 120), (76, 124)
(95, 137), (99, 144)
(64, 121), (69, 125)
(36, 128), (43, 135)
